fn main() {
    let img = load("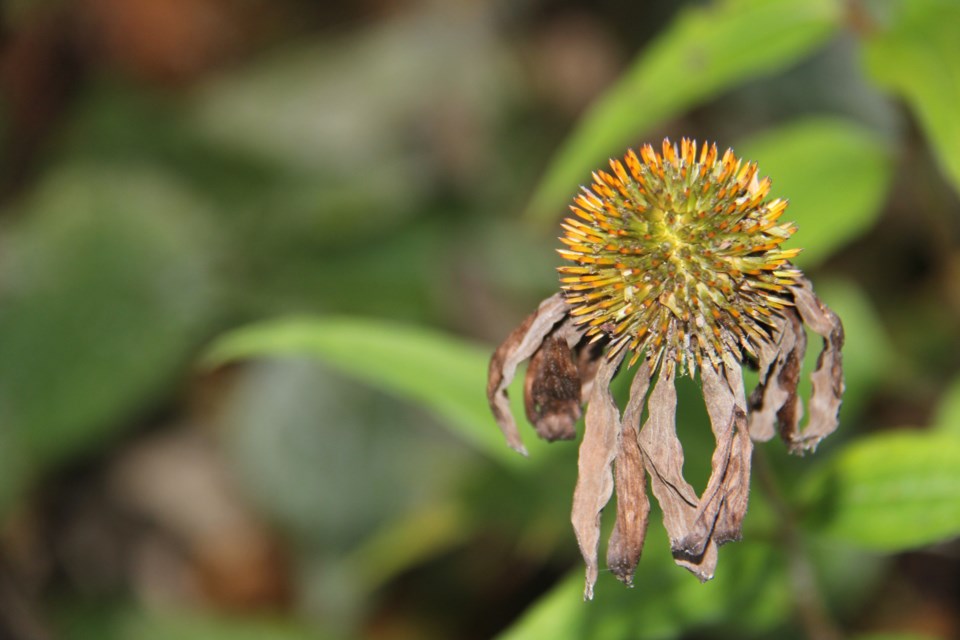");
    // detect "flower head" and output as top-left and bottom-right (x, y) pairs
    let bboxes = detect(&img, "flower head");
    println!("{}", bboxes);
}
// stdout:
(559, 138), (801, 375)
(487, 138), (845, 598)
